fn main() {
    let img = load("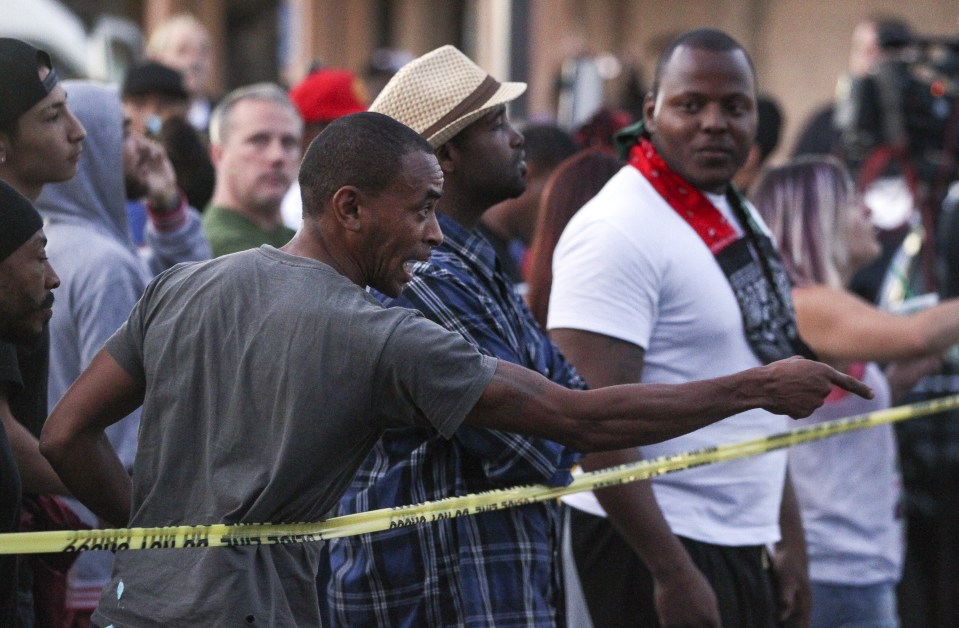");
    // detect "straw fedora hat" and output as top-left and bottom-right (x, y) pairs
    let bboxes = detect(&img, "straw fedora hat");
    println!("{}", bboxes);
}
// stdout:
(369, 45), (526, 149)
